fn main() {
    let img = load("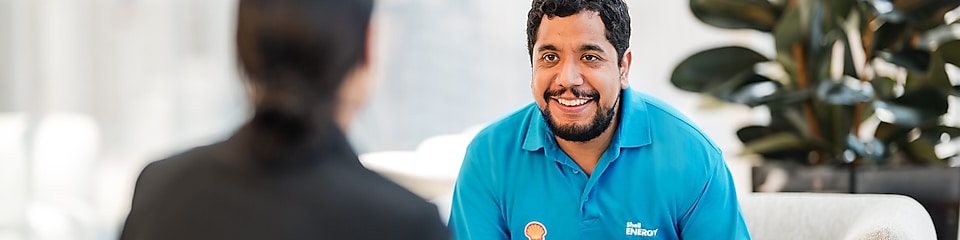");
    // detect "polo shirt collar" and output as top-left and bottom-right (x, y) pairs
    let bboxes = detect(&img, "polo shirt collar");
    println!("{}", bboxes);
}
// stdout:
(617, 88), (652, 148)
